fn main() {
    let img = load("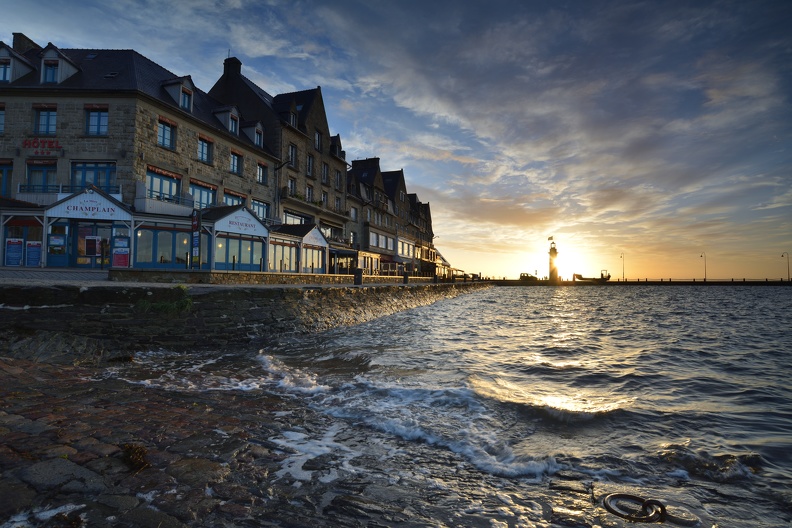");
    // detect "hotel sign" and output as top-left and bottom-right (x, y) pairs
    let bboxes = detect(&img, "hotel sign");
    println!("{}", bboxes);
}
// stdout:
(48, 191), (132, 221)
(22, 138), (64, 156)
